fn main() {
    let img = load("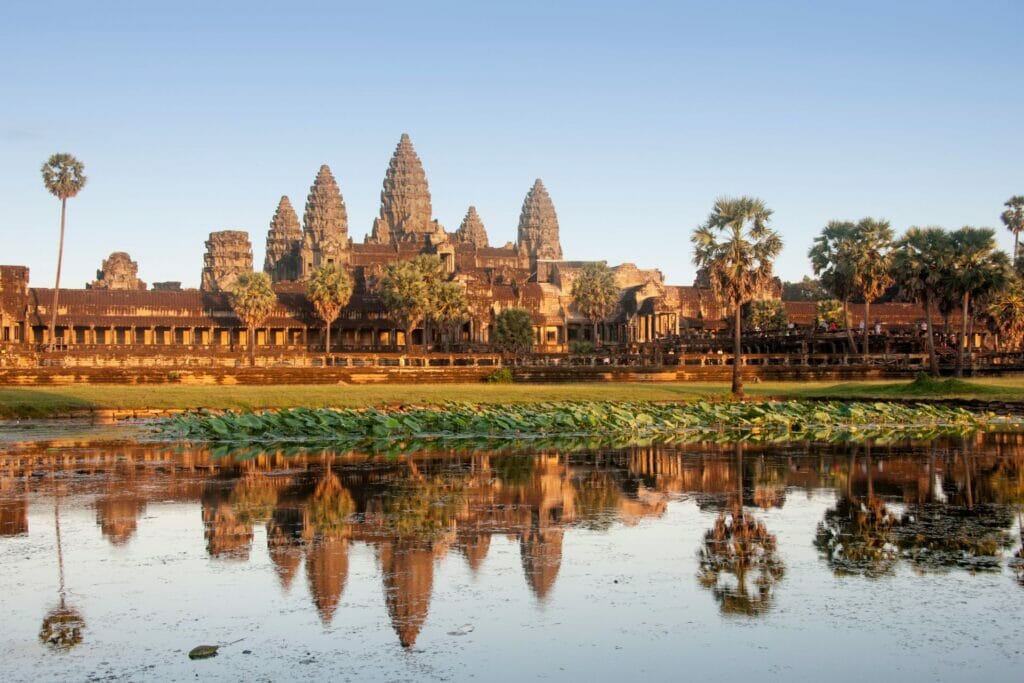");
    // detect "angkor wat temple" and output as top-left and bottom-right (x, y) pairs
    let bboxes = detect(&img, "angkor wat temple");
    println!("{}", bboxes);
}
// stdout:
(0, 134), (929, 355)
